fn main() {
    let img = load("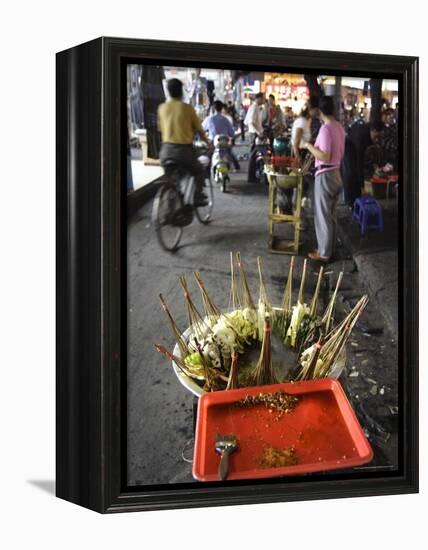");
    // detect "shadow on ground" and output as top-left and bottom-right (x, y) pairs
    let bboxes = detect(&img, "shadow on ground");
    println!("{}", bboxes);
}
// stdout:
(27, 480), (55, 496)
